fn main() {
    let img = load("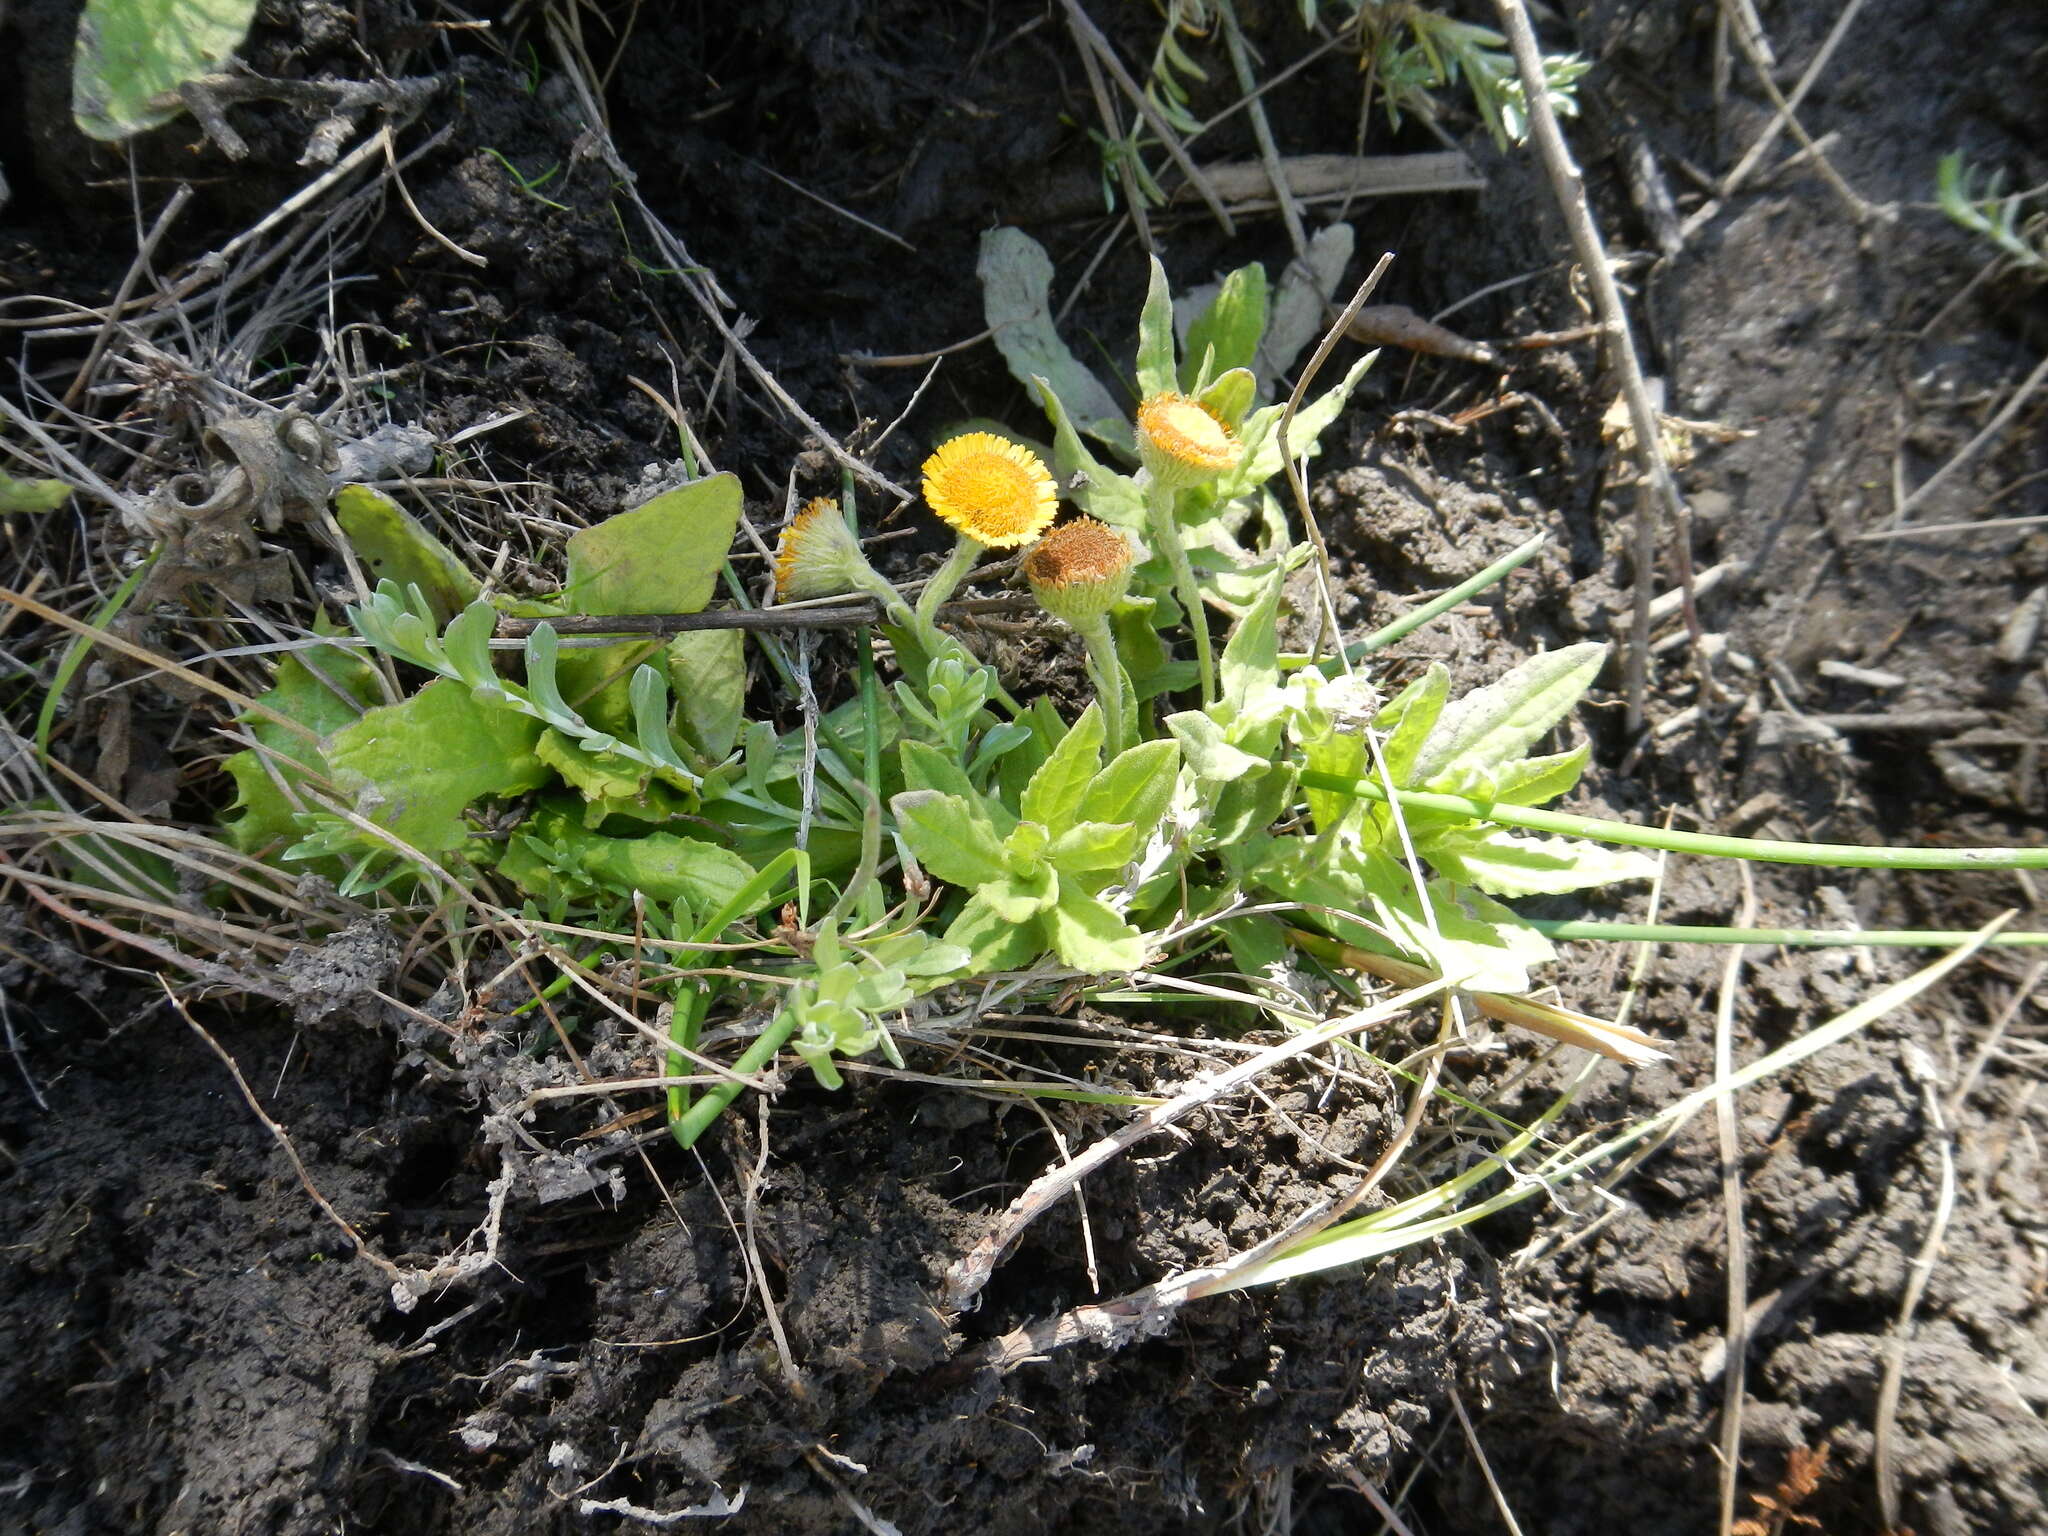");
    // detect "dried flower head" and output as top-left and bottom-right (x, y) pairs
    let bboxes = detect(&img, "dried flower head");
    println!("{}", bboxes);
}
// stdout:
(921, 431), (1058, 548)
(774, 497), (872, 602)
(1022, 517), (1135, 626)
(1135, 391), (1240, 490)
